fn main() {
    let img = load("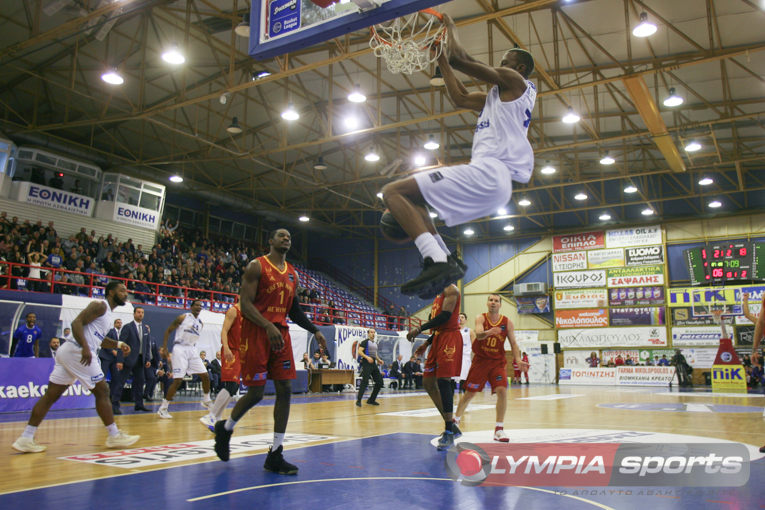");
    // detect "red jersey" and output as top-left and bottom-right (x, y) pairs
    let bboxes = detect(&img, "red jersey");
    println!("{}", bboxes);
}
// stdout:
(473, 313), (509, 361)
(253, 255), (298, 326)
(429, 290), (461, 333)
(227, 305), (242, 350)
